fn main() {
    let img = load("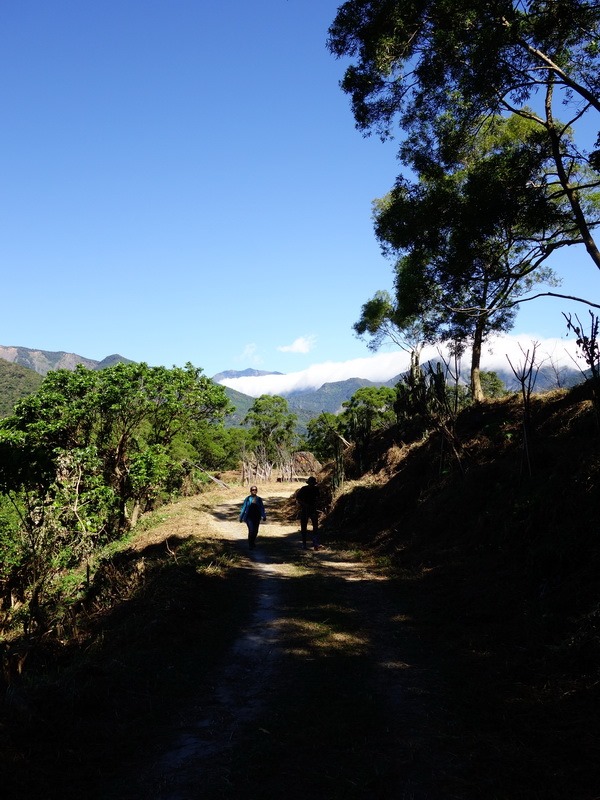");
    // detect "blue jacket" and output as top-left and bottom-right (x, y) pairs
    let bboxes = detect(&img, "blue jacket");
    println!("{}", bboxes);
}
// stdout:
(239, 494), (266, 522)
